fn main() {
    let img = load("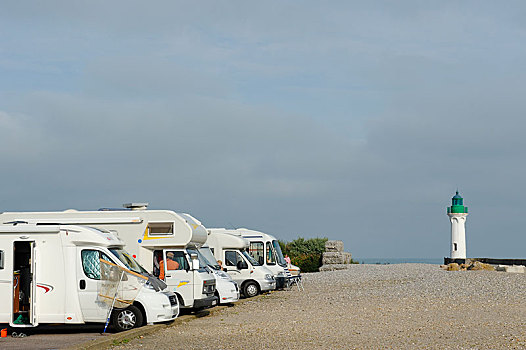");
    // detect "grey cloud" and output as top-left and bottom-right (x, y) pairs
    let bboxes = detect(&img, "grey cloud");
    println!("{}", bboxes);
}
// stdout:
(2, 1), (526, 259)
